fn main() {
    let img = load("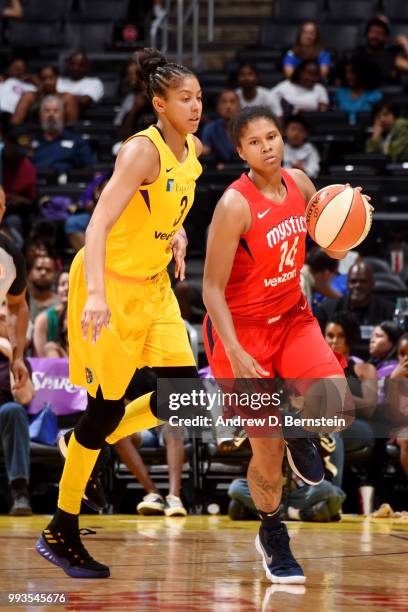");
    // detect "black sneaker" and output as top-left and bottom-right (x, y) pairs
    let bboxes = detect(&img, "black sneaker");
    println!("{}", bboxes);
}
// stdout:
(9, 492), (32, 516)
(255, 524), (305, 584)
(285, 438), (324, 486)
(58, 430), (107, 512)
(36, 527), (110, 579)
